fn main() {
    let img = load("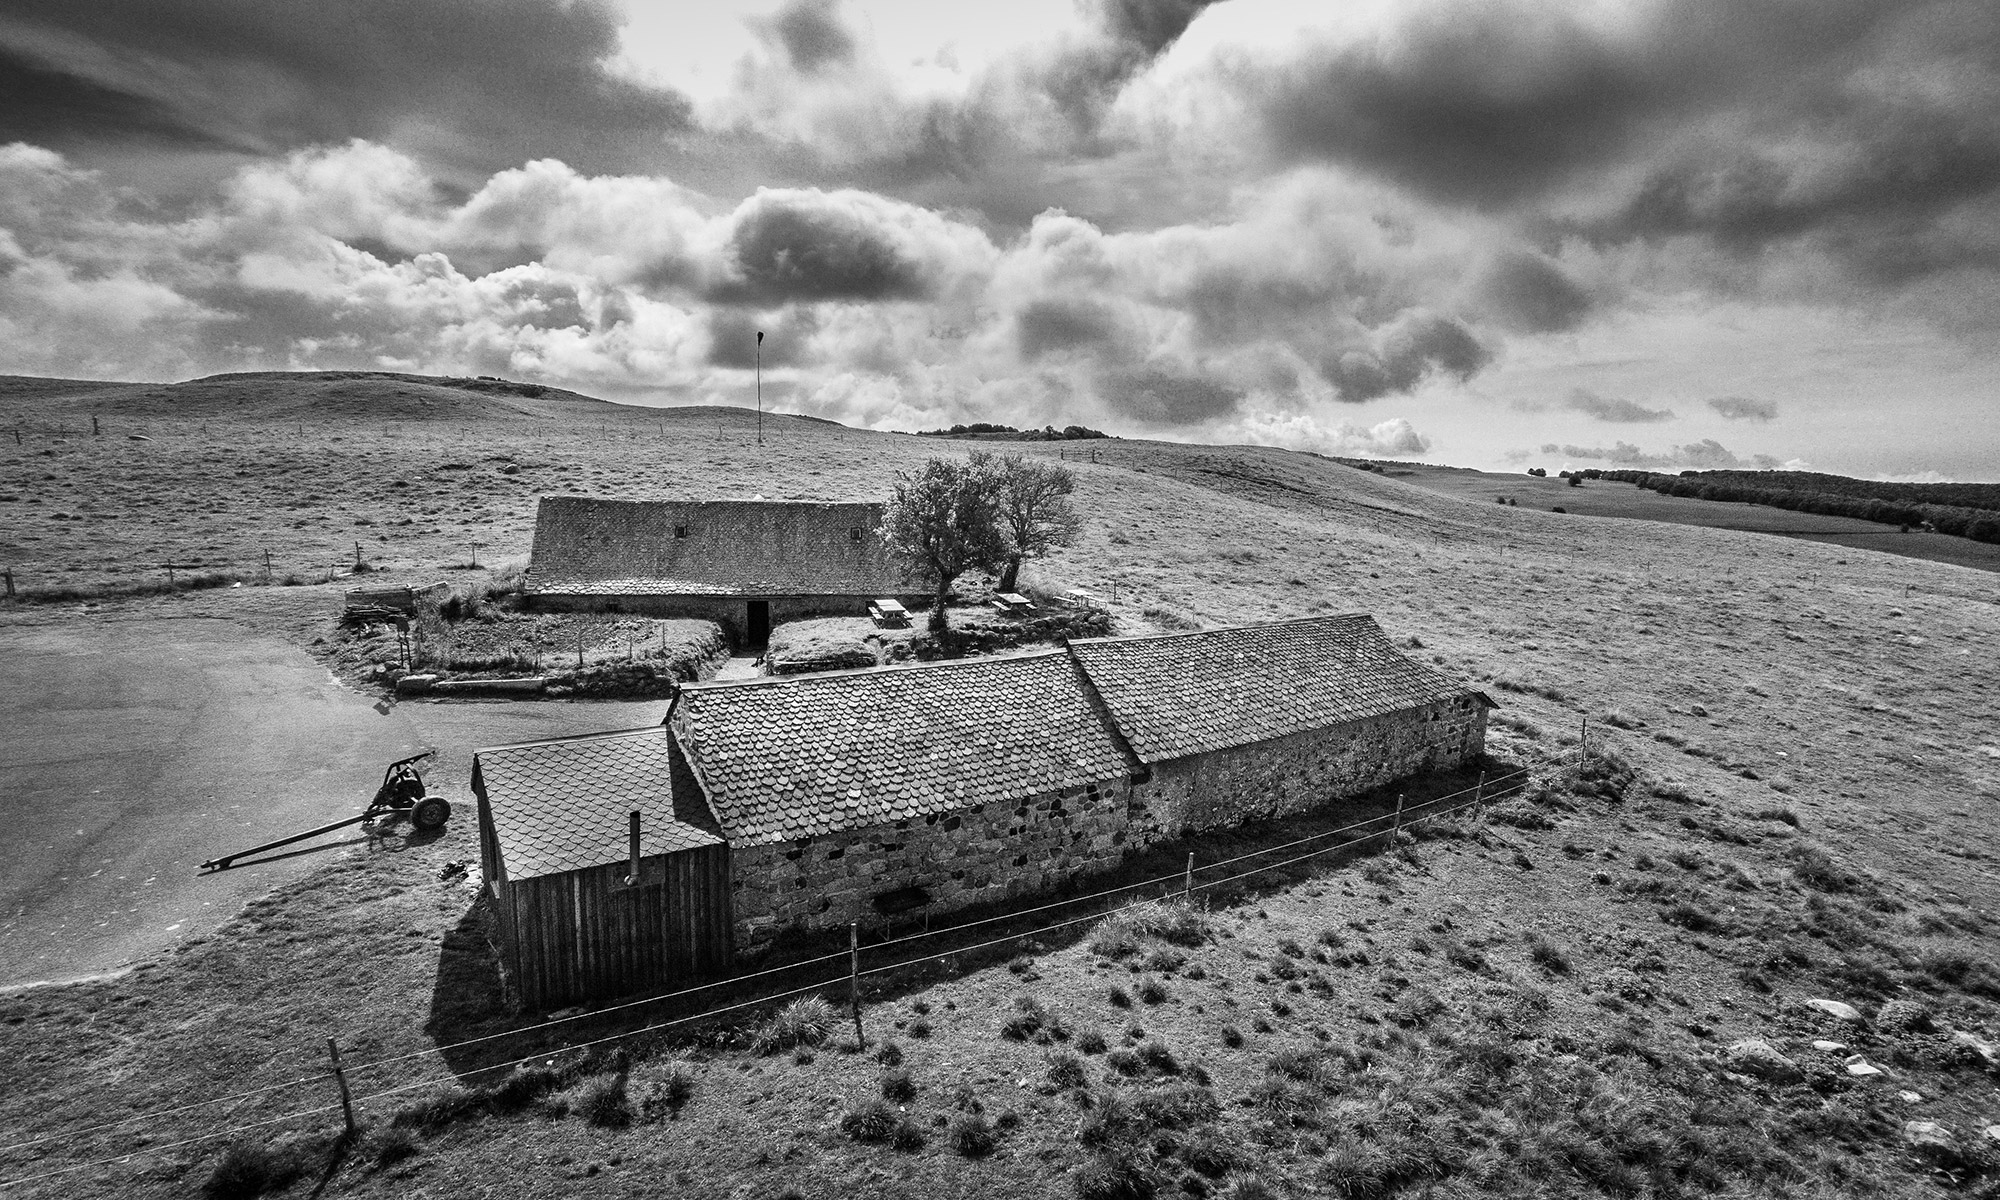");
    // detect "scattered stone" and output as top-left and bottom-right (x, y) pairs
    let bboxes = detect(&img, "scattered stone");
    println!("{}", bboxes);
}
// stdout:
(1952, 1030), (1998, 1067)
(396, 673), (439, 696)
(1812, 1040), (1849, 1052)
(1845, 1055), (1884, 1077)
(1902, 1120), (1959, 1168)
(1727, 1038), (1804, 1085)
(1806, 998), (1864, 1024)
(1984, 1125), (2000, 1145)
(1898, 1090), (1924, 1103)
